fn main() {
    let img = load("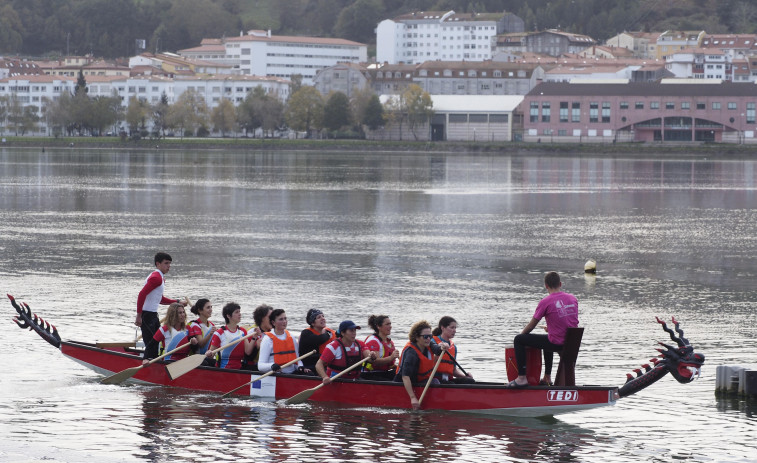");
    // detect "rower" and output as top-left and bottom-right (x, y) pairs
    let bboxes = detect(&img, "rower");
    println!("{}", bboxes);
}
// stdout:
(431, 316), (474, 384)
(298, 309), (336, 372)
(316, 320), (376, 384)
